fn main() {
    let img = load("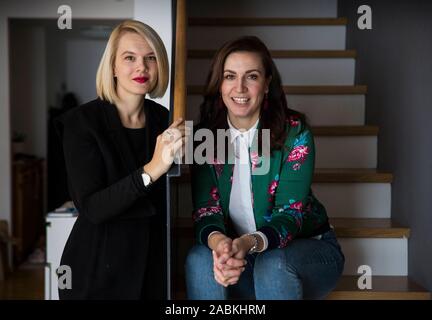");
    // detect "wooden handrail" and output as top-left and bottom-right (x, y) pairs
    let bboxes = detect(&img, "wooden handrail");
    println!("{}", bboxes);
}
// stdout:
(173, 0), (187, 121)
